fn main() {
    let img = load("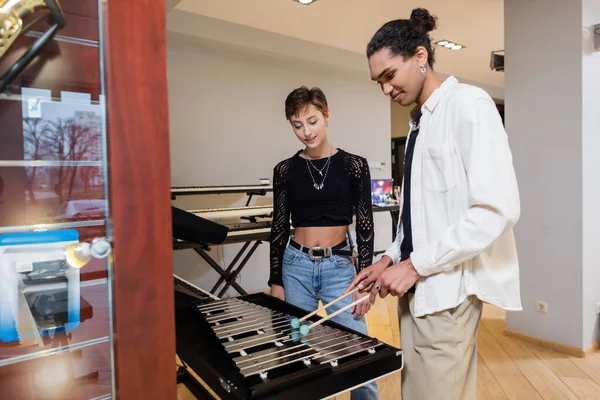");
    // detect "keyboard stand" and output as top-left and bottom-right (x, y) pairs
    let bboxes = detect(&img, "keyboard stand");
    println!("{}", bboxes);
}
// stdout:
(244, 189), (269, 207)
(173, 226), (276, 297)
(203, 239), (262, 297)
